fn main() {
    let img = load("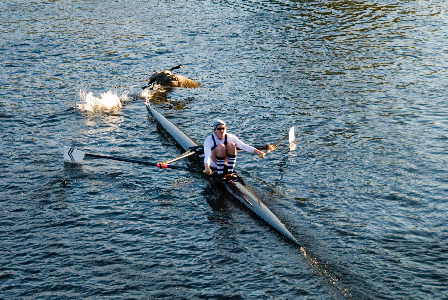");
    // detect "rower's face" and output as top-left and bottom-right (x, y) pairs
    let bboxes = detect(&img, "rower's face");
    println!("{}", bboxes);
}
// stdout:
(215, 126), (226, 138)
